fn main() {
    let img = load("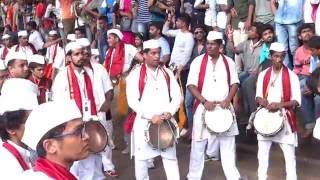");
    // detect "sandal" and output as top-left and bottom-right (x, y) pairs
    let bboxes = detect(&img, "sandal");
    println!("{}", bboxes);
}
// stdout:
(104, 170), (119, 178)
